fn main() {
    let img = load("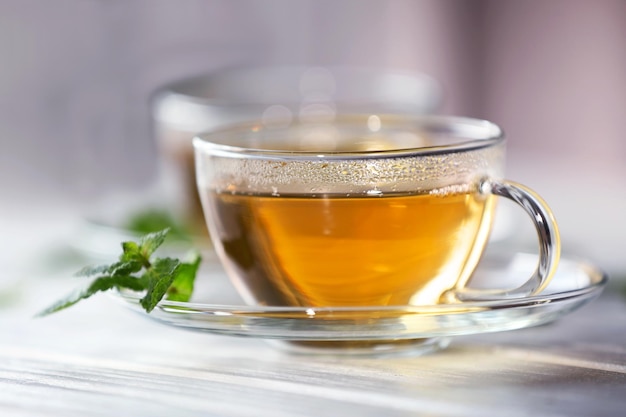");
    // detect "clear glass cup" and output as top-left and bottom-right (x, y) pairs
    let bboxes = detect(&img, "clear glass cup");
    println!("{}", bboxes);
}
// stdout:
(193, 114), (560, 312)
